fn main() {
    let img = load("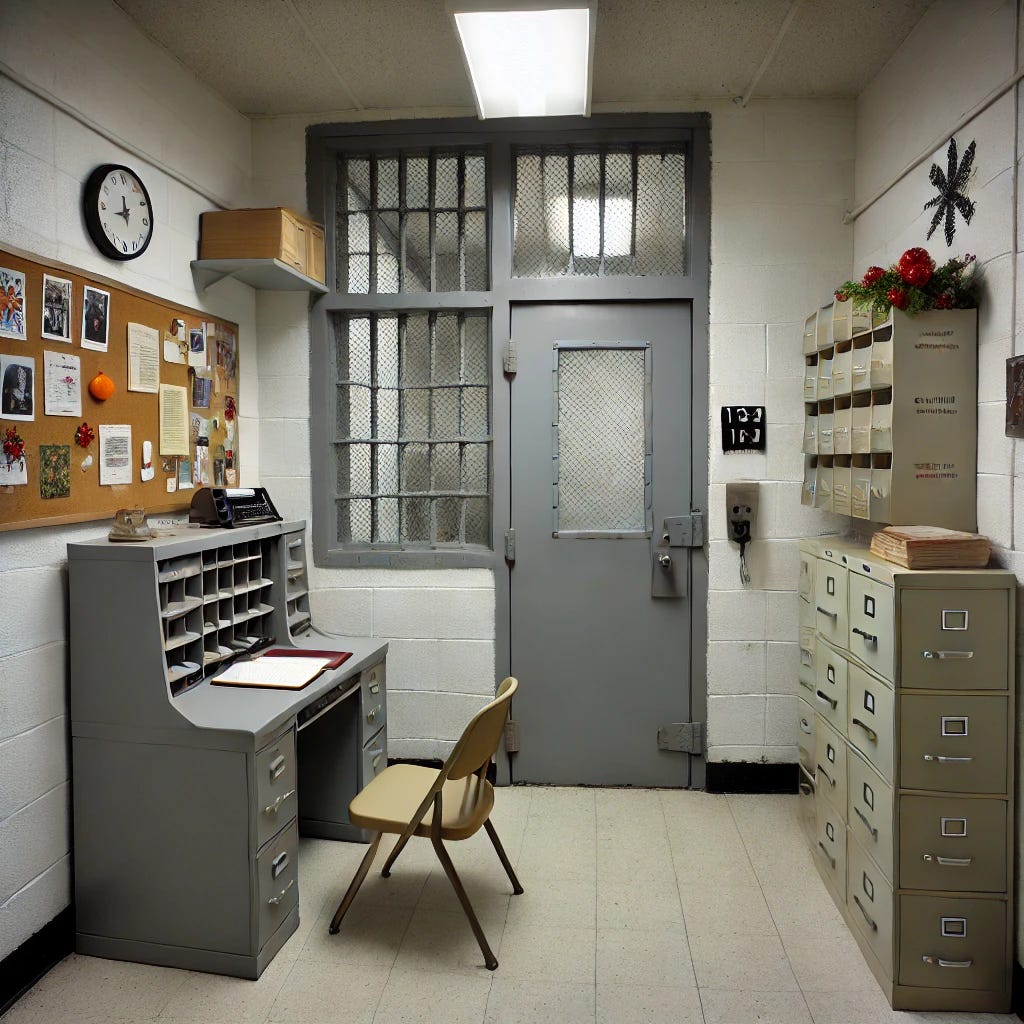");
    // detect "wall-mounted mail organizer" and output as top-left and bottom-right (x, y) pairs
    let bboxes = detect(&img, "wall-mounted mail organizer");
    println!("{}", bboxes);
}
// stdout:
(0, 245), (240, 532)
(800, 301), (977, 531)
